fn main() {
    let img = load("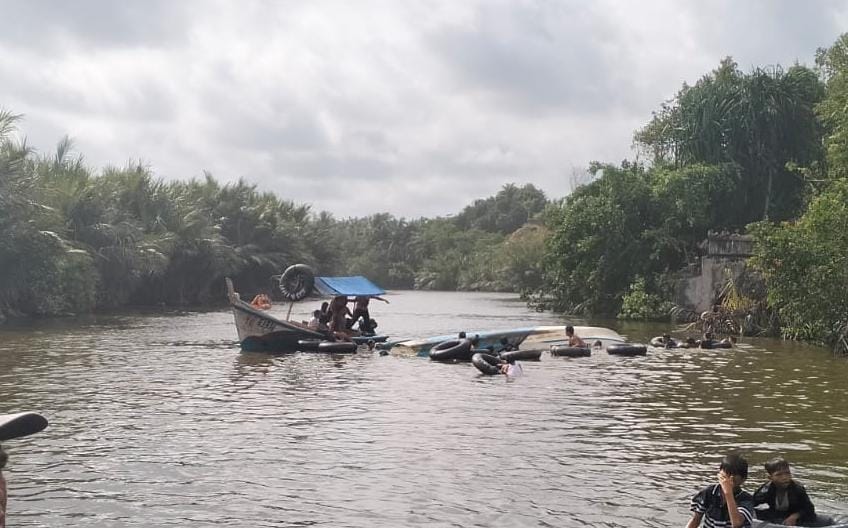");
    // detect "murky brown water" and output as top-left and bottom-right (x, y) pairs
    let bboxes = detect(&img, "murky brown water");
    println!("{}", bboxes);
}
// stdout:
(1, 291), (846, 527)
